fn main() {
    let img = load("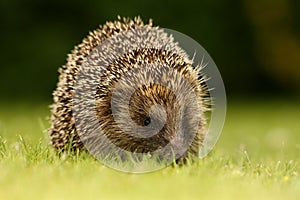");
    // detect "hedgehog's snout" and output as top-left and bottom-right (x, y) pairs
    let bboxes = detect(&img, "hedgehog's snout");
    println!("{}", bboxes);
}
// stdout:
(129, 102), (167, 138)
(143, 101), (182, 140)
(148, 104), (167, 126)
